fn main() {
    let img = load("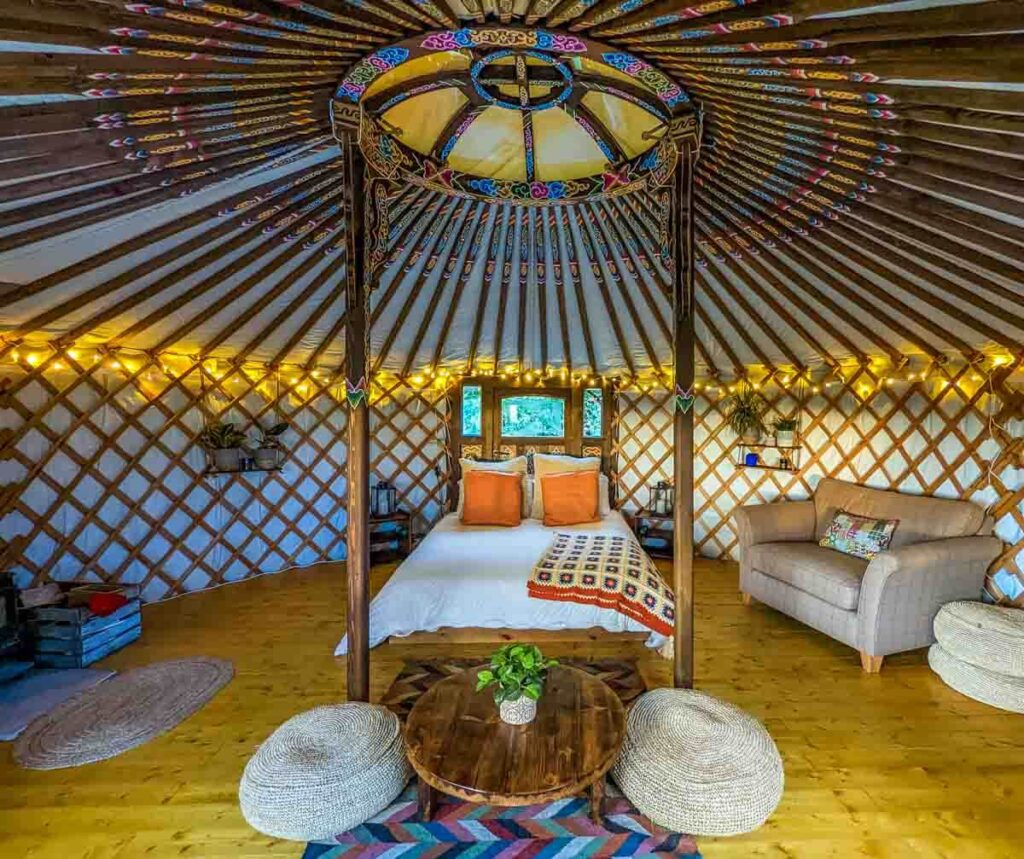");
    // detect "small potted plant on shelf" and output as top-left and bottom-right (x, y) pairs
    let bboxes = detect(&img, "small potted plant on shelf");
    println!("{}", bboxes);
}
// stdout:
(476, 643), (558, 726)
(726, 384), (768, 444)
(197, 420), (248, 472)
(774, 418), (798, 448)
(252, 421), (288, 469)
